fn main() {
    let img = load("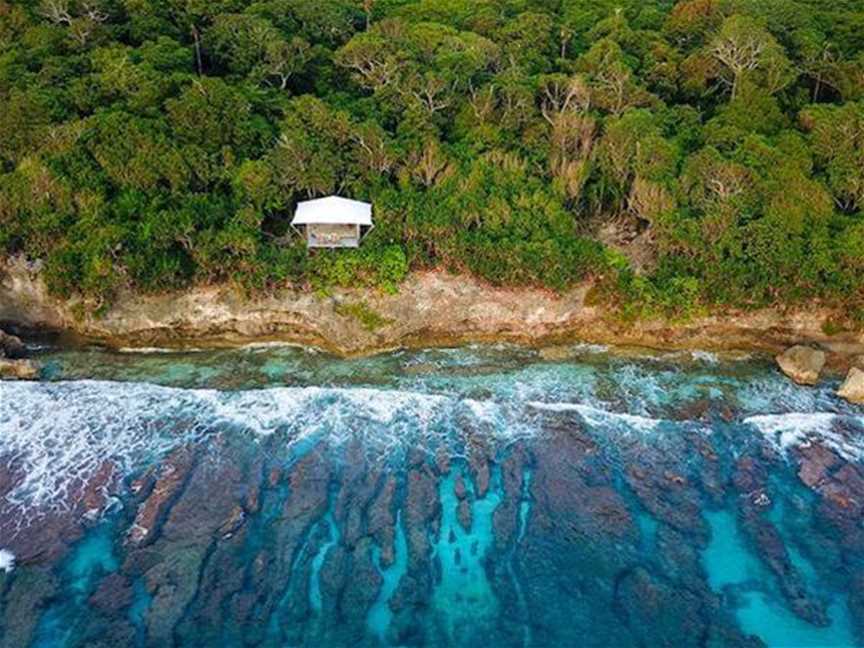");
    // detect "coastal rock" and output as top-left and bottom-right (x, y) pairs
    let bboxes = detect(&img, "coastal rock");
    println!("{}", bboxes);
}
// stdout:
(615, 567), (706, 647)
(138, 440), (256, 645)
(6, 254), (864, 359)
(89, 573), (134, 613)
(0, 567), (58, 648)
(740, 505), (828, 626)
(793, 442), (864, 553)
(0, 358), (38, 380)
(654, 525), (711, 594)
(733, 456), (830, 626)
(367, 476), (397, 566)
(457, 498), (472, 532)
(468, 446), (490, 498)
(625, 451), (706, 539)
(127, 447), (196, 546)
(0, 457), (118, 565)
(491, 442), (532, 552)
(837, 367), (864, 404)
(513, 429), (640, 647)
(453, 473), (467, 500)
(797, 444), (841, 489)
(0, 329), (25, 359)
(776, 345), (826, 385)
(816, 463), (864, 551)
